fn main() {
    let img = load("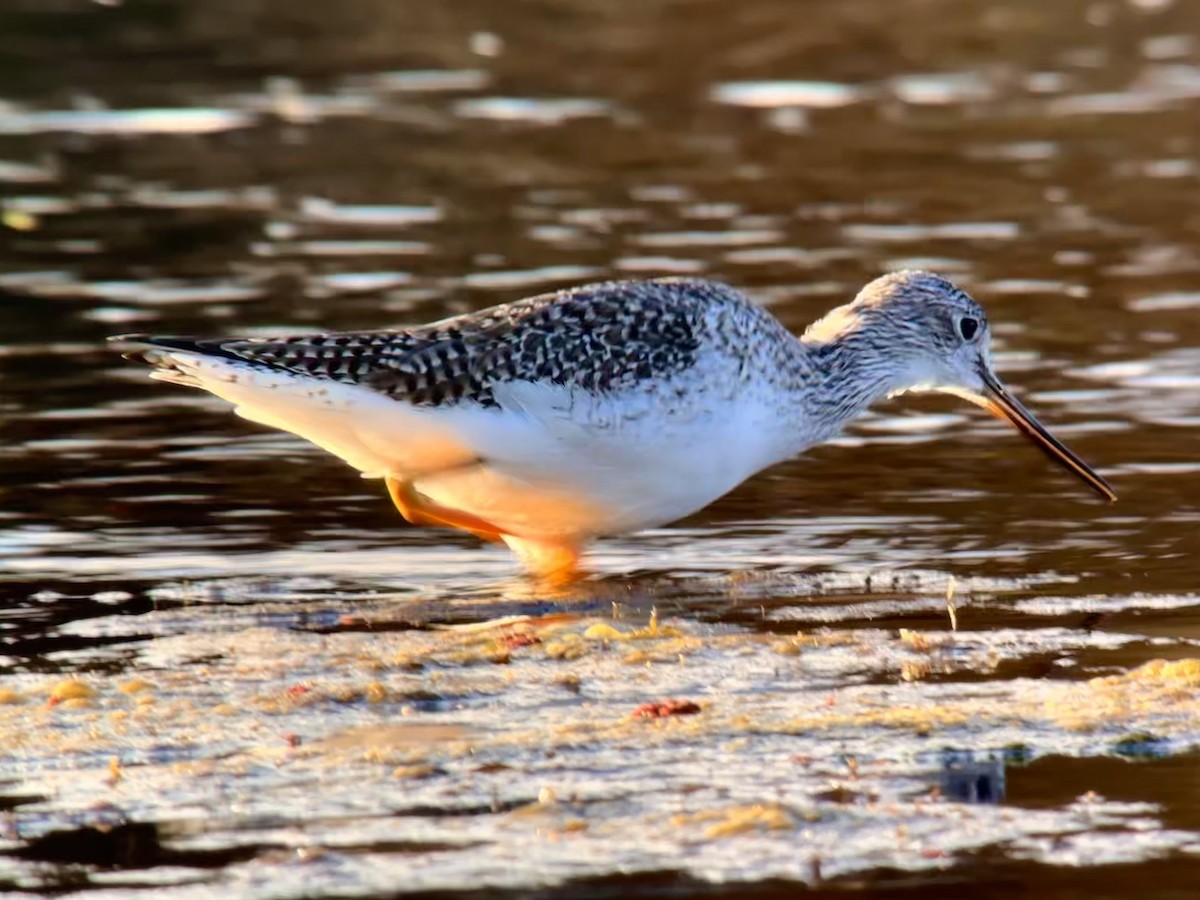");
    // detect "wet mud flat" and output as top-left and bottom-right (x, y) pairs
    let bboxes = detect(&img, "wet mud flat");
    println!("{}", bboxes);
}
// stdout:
(3, 570), (1200, 897)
